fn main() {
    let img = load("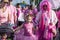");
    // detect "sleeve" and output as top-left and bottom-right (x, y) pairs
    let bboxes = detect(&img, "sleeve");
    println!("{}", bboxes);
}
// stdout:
(49, 10), (58, 35)
(48, 10), (58, 30)
(51, 10), (58, 26)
